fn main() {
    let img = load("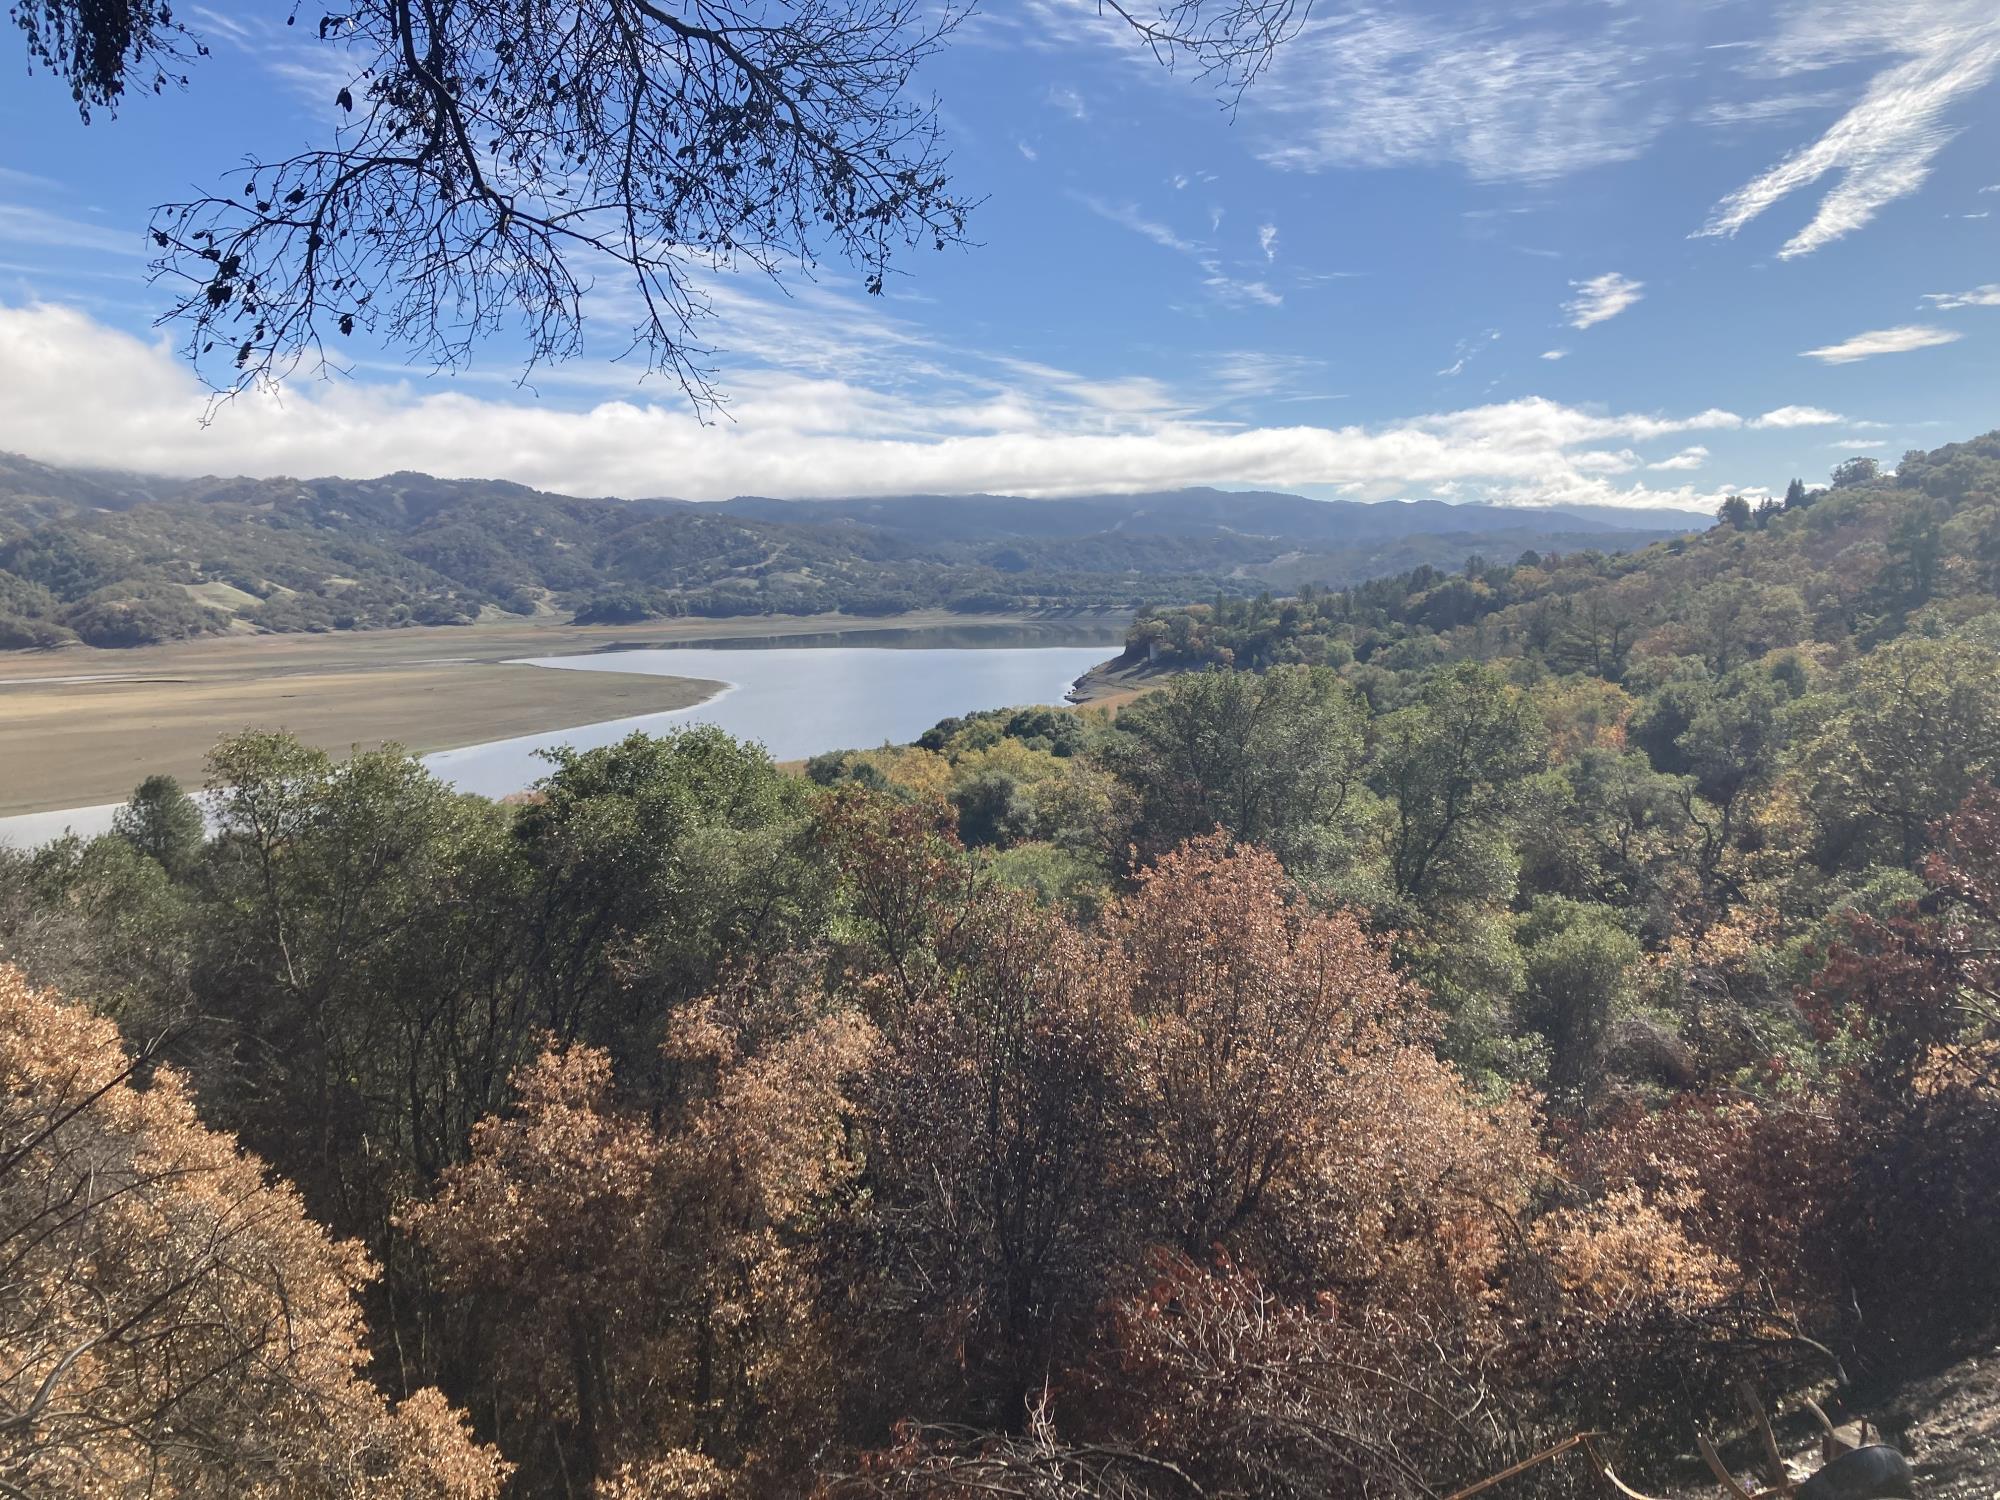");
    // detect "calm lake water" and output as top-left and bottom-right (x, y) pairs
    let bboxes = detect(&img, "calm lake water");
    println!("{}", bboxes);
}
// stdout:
(0, 630), (1120, 846)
